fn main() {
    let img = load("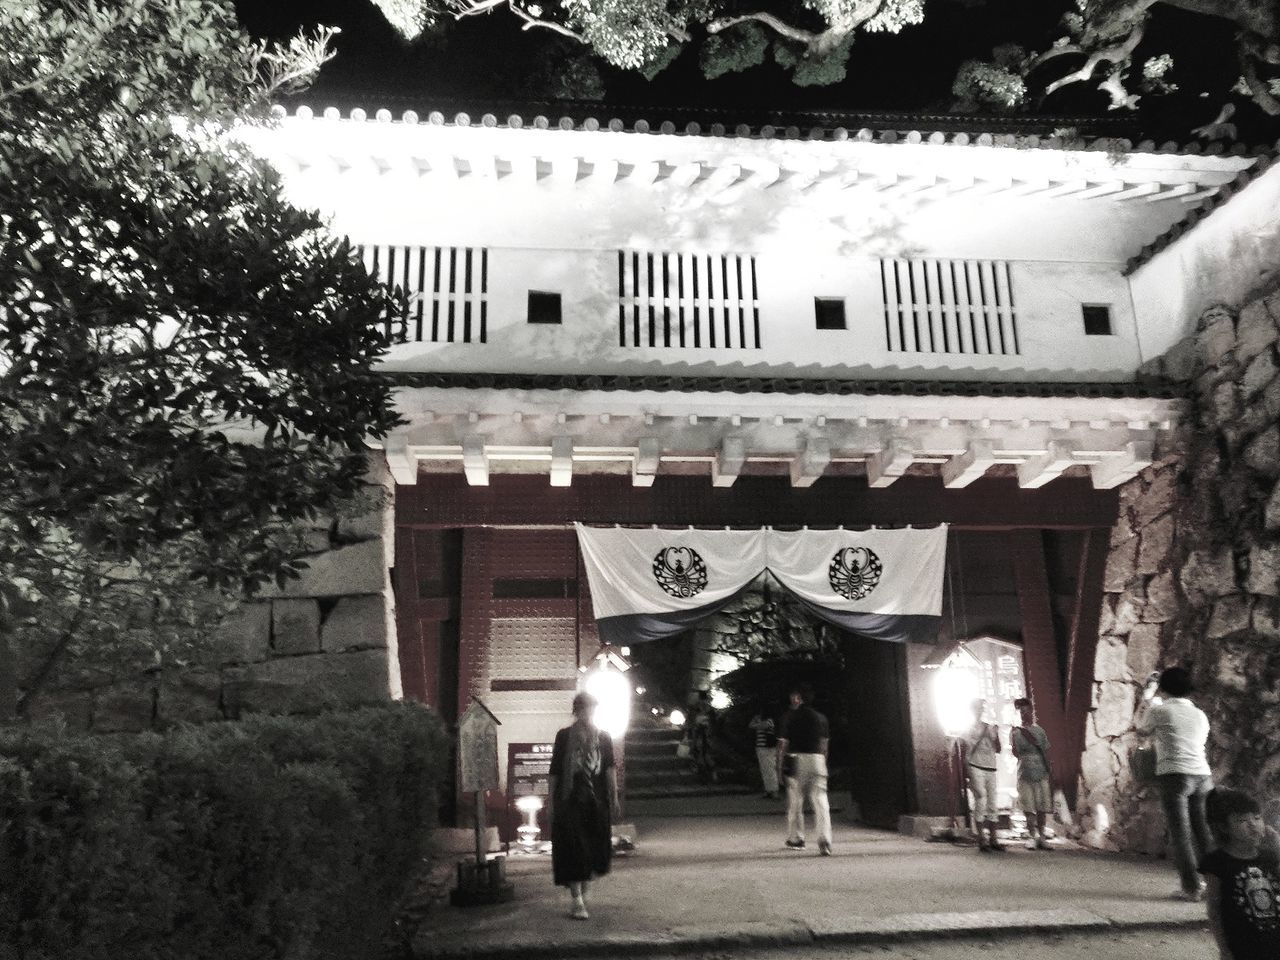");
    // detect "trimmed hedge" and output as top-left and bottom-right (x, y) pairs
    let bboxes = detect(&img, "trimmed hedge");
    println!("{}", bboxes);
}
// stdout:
(0, 702), (449, 960)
